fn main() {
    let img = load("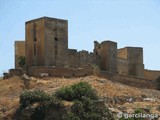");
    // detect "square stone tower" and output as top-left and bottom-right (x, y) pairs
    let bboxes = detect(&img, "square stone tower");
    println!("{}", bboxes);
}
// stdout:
(25, 17), (68, 67)
(118, 47), (144, 78)
(94, 40), (118, 73)
(15, 41), (25, 68)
